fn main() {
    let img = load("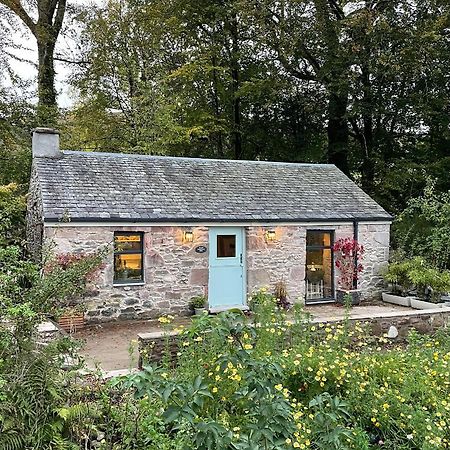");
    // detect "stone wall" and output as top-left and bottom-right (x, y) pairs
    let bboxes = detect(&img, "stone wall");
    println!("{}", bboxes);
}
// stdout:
(357, 223), (391, 300)
(45, 225), (209, 322)
(43, 222), (390, 322)
(246, 226), (306, 302)
(301, 223), (390, 302)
